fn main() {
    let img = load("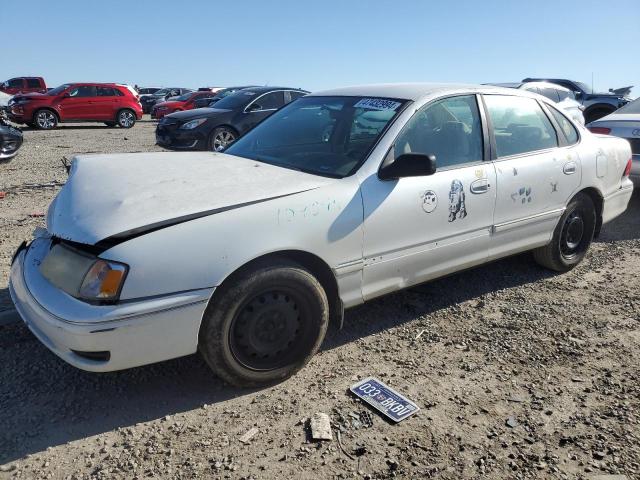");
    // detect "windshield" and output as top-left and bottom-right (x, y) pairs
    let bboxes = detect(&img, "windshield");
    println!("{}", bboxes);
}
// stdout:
(225, 96), (407, 178)
(212, 90), (261, 110)
(616, 97), (640, 114)
(47, 84), (71, 96)
(174, 92), (193, 101)
(154, 88), (171, 96)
